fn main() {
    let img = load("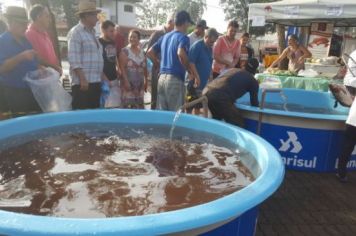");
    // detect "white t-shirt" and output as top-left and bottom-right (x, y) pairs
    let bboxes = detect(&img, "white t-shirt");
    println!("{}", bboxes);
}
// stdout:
(188, 32), (202, 47)
(346, 99), (356, 127)
(344, 49), (356, 88)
